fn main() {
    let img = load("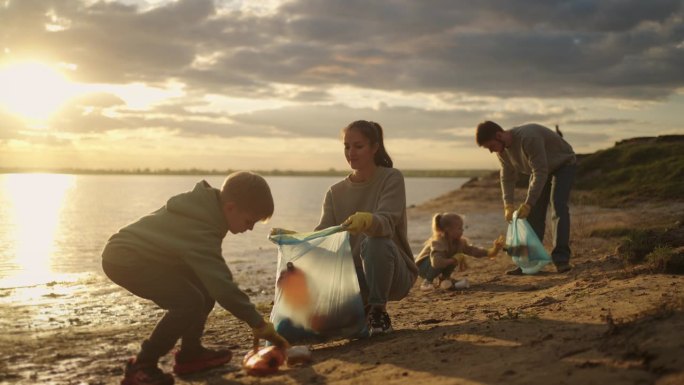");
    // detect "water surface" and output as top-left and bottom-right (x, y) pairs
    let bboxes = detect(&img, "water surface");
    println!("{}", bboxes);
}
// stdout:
(0, 174), (467, 288)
